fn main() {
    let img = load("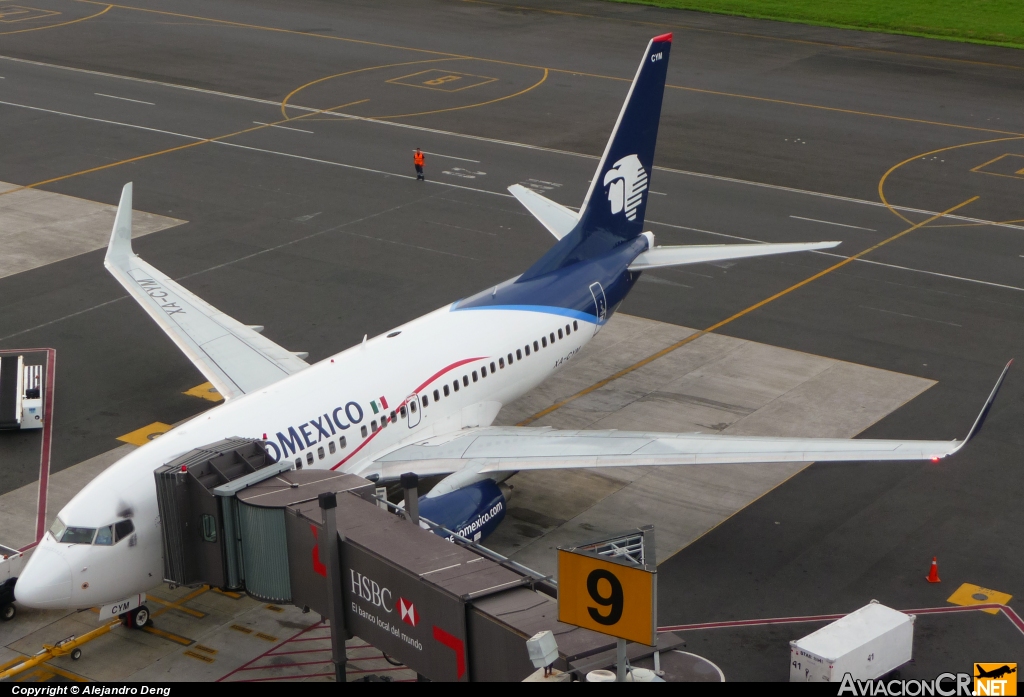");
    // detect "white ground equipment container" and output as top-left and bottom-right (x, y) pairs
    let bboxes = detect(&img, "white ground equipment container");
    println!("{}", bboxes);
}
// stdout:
(790, 601), (914, 682)
(1, 545), (26, 621)
(0, 355), (43, 431)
